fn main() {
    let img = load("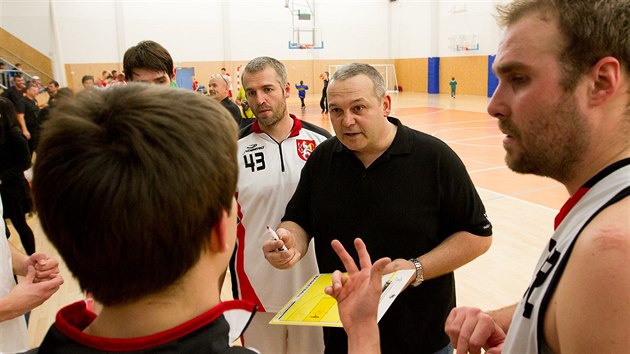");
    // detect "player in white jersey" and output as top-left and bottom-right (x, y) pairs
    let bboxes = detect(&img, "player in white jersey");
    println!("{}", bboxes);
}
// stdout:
(316, 1), (630, 353)
(231, 57), (330, 354)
